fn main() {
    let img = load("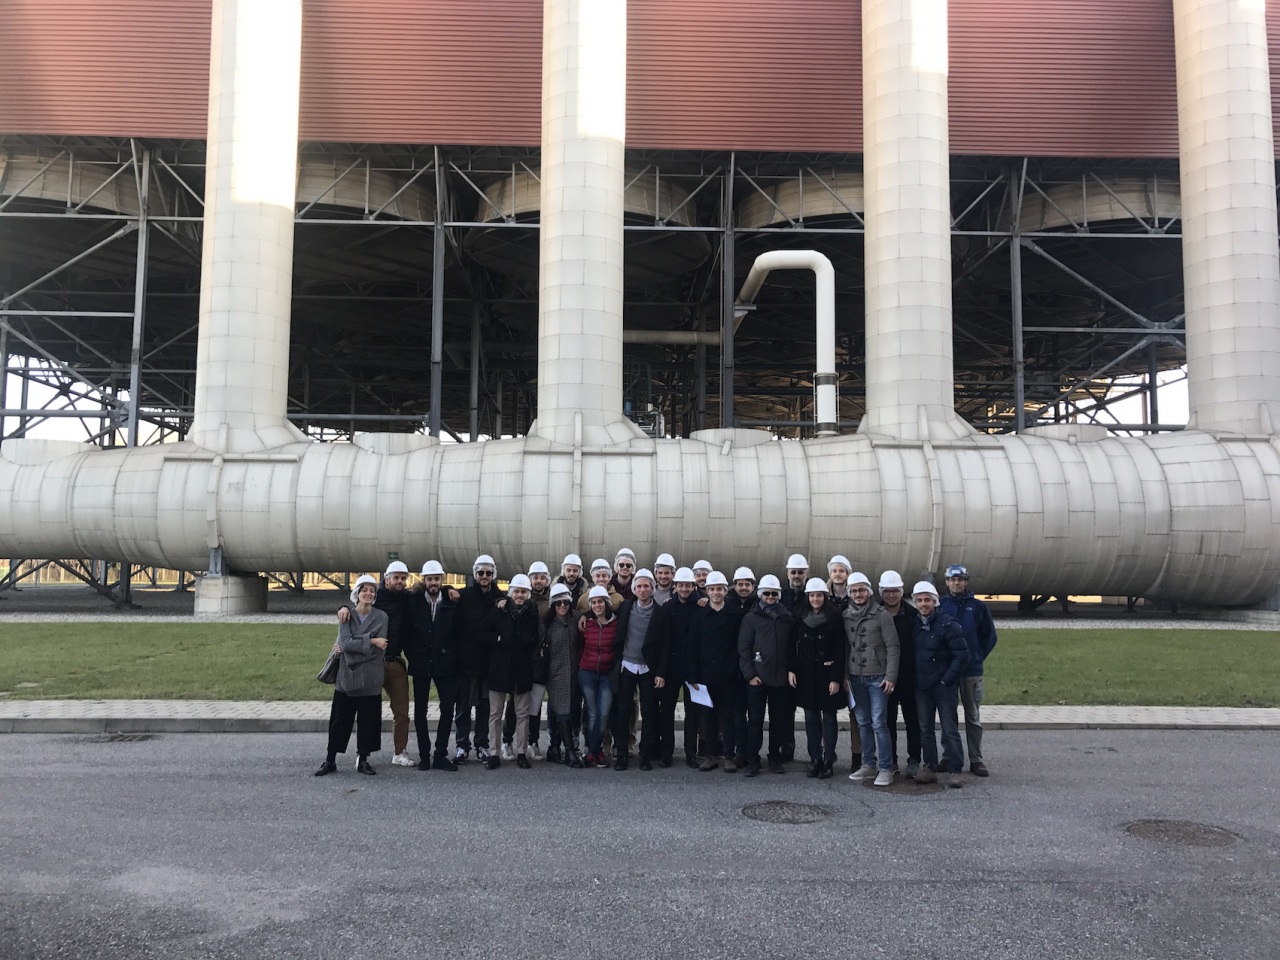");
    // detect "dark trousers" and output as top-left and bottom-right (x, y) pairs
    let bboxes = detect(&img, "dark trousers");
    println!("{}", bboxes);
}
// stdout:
(657, 680), (700, 761)
(614, 669), (659, 760)
(703, 680), (745, 759)
(916, 681), (963, 773)
(888, 674), (921, 764)
(505, 692), (542, 745)
(412, 673), (458, 760)
(803, 708), (839, 764)
(454, 676), (490, 751)
(745, 682), (787, 762)
(776, 684), (797, 759)
(327, 690), (381, 758)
